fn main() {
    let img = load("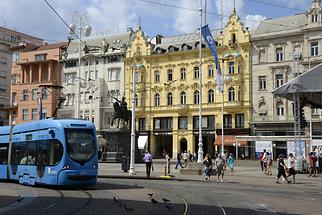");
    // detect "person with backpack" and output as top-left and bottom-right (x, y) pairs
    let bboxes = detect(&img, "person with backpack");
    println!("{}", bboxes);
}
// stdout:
(203, 154), (212, 181)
